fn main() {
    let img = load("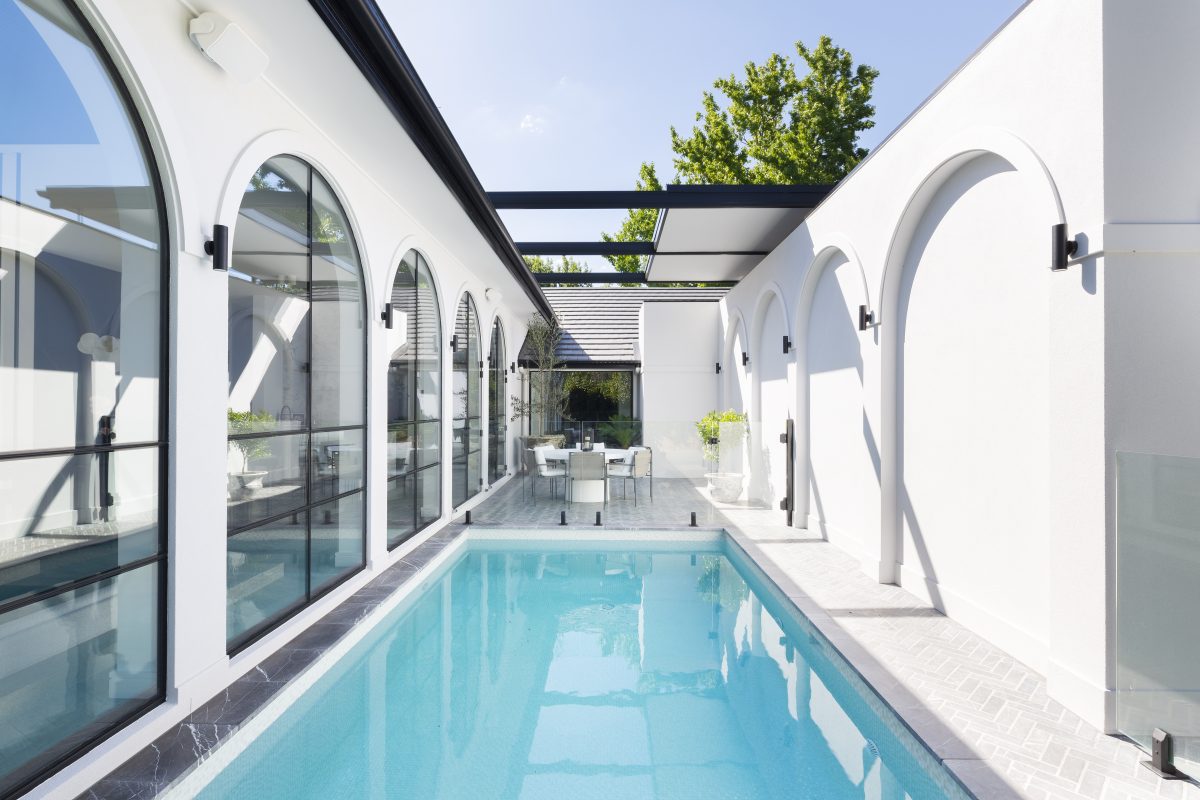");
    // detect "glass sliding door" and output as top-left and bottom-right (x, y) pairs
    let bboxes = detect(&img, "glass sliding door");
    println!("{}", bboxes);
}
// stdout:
(487, 320), (507, 483)
(452, 295), (482, 506)
(0, 0), (168, 794)
(385, 251), (442, 548)
(226, 157), (367, 652)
